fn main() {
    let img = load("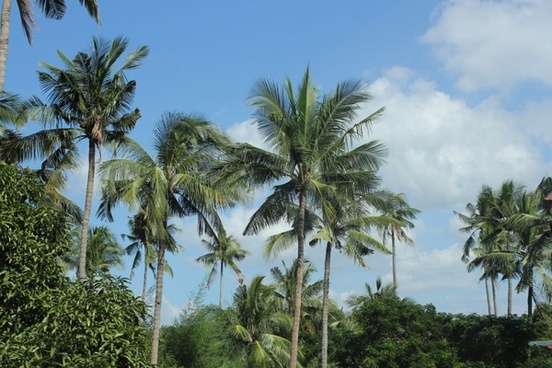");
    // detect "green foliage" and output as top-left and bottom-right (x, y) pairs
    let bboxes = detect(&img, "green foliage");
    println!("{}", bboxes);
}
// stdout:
(159, 305), (230, 368)
(2, 276), (150, 367)
(450, 314), (543, 368)
(334, 288), (552, 368)
(0, 164), (149, 367)
(0, 164), (69, 336)
(340, 296), (459, 368)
